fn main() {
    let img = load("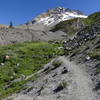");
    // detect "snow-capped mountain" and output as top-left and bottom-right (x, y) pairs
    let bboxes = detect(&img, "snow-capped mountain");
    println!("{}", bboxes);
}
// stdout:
(26, 7), (87, 26)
